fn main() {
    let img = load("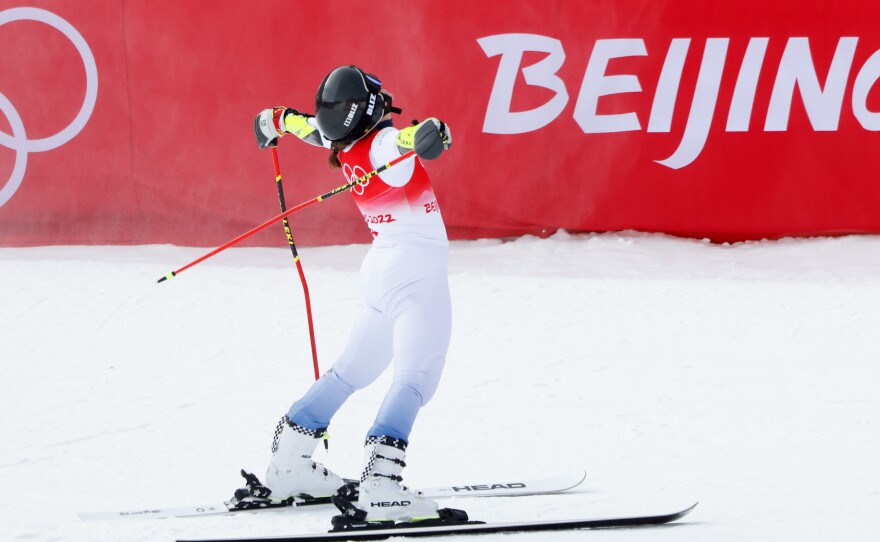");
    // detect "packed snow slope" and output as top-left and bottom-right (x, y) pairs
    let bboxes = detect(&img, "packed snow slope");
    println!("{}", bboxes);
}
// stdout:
(2, 231), (879, 541)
